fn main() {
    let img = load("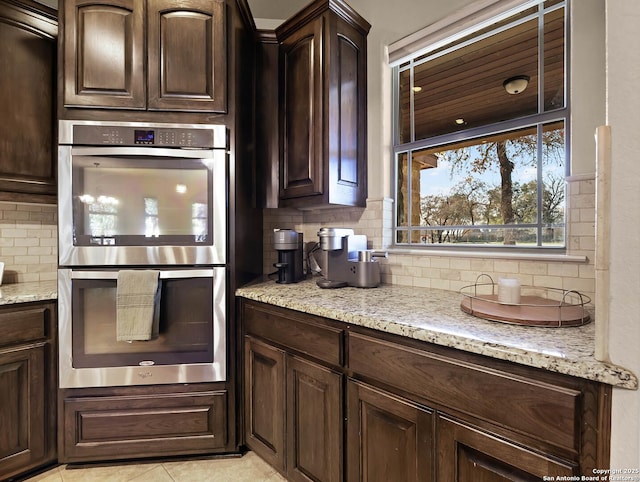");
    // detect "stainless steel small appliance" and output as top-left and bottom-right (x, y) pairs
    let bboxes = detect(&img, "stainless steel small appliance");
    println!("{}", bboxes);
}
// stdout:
(316, 227), (386, 288)
(273, 229), (304, 284)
